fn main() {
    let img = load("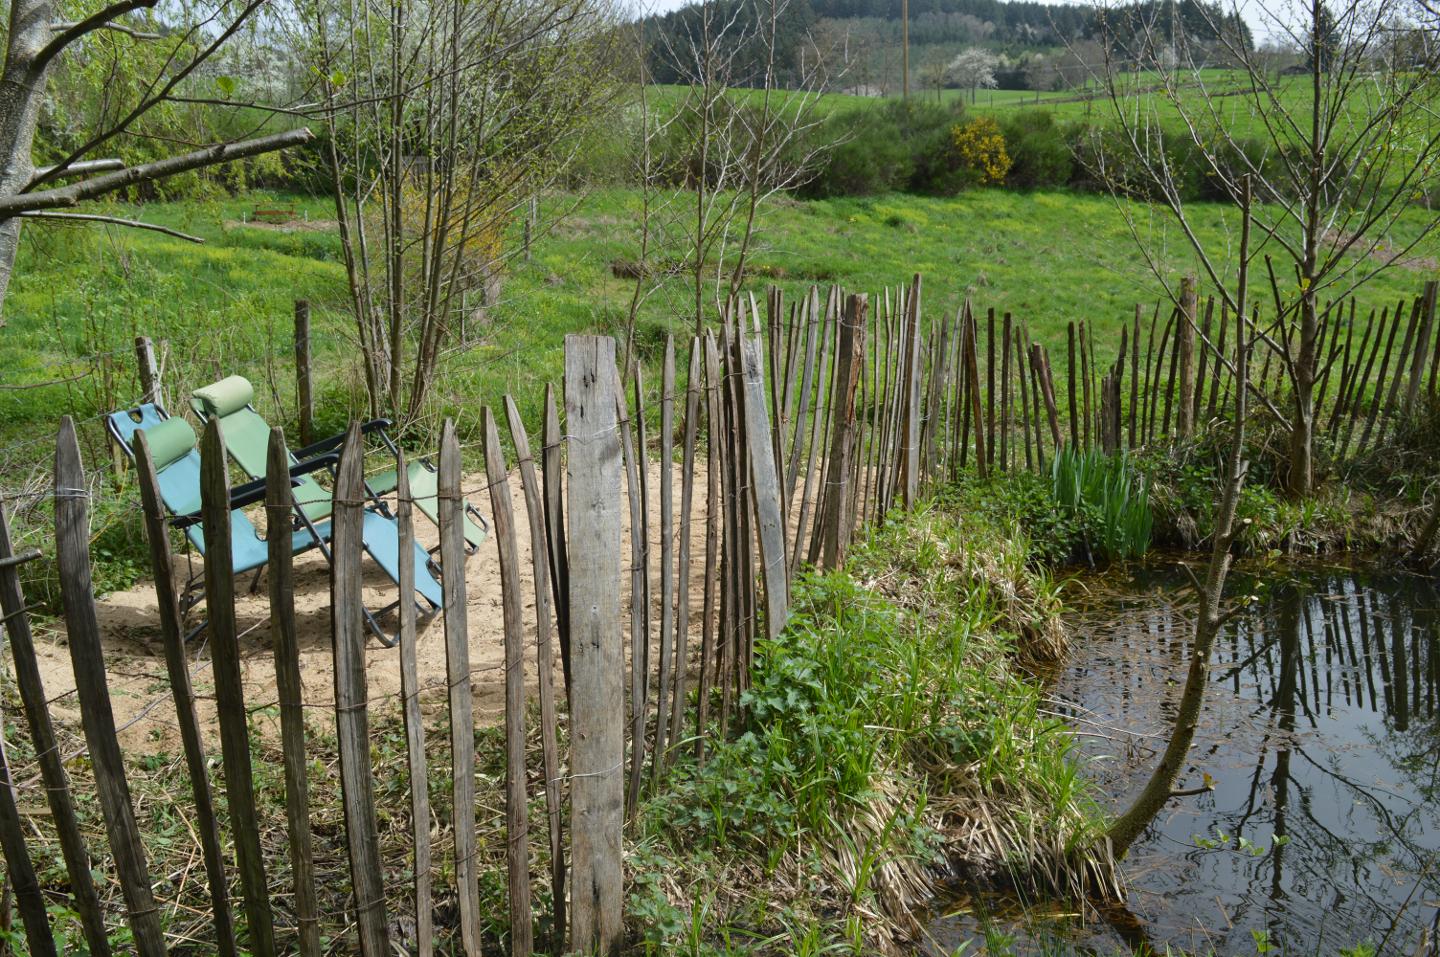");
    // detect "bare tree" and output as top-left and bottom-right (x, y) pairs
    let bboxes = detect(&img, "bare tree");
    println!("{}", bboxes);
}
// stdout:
(1107, 183), (1255, 858)
(302, 0), (619, 422)
(0, 0), (312, 318)
(646, 0), (837, 337)
(1092, 0), (1440, 494)
(947, 46), (999, 103)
